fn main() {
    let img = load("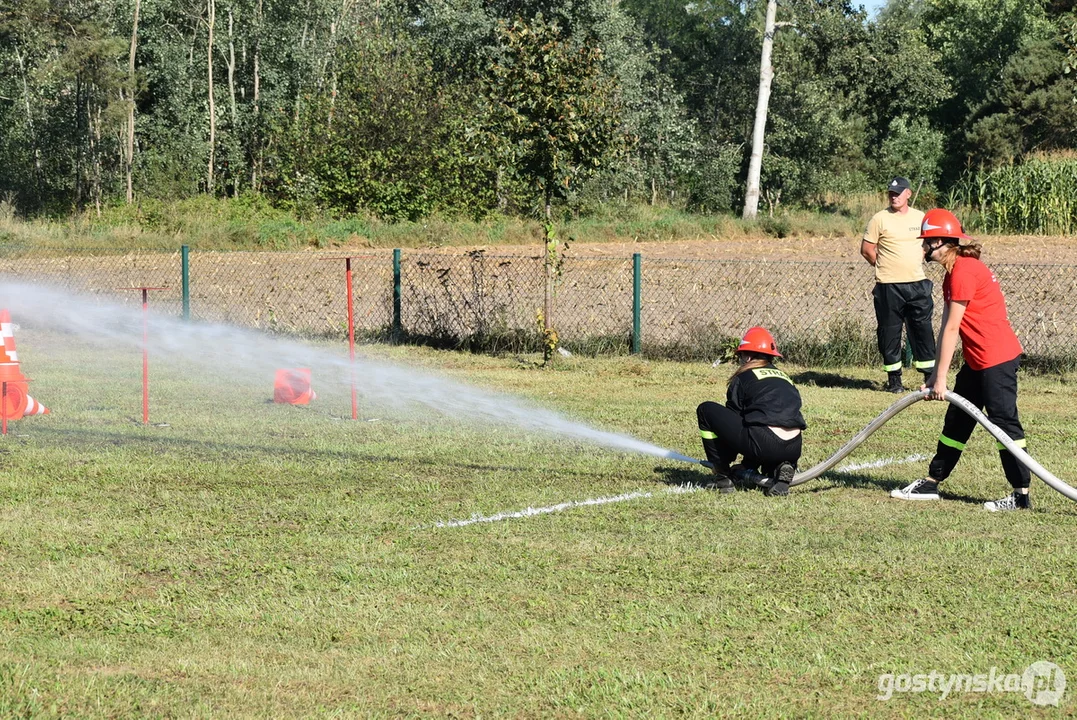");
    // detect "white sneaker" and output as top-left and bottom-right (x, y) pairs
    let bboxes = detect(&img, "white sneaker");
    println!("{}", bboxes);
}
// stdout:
(890, 478), (940, 500)
(984, 491), (1031, 512)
